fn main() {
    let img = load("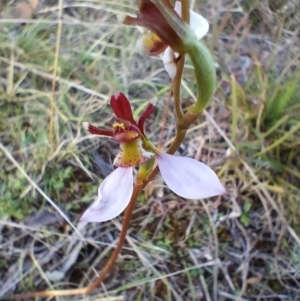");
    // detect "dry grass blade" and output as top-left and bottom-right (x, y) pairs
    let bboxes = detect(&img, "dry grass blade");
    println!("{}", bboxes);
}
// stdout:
(0, 142), (83, 239)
